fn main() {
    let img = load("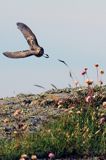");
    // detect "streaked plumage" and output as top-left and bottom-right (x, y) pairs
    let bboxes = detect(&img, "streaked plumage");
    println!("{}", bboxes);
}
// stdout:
(3, 22), (49, 59)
